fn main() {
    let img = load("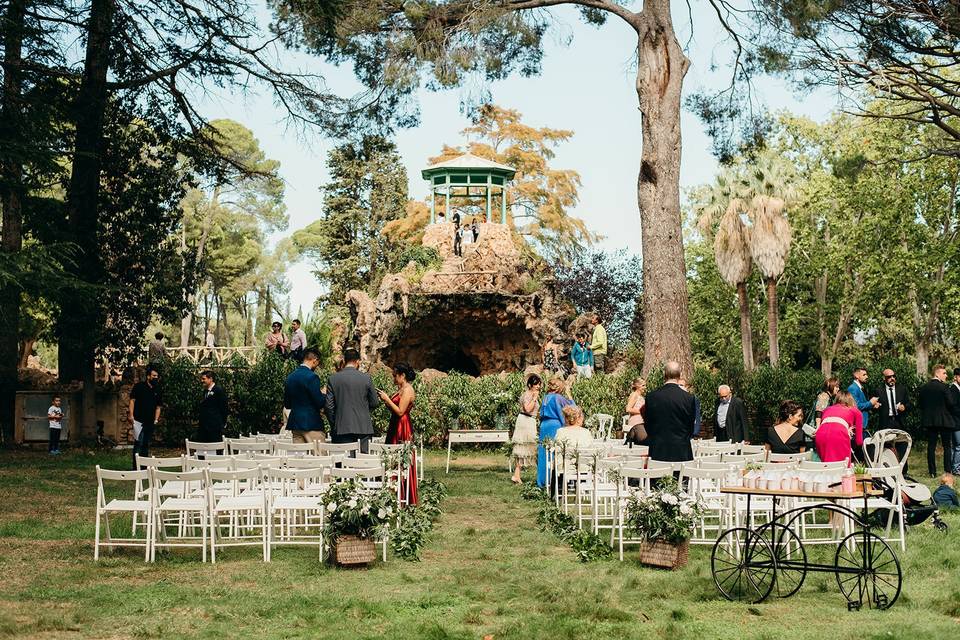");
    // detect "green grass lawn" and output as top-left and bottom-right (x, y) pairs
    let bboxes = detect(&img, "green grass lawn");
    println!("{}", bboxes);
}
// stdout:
(0, 448), (957, 639)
